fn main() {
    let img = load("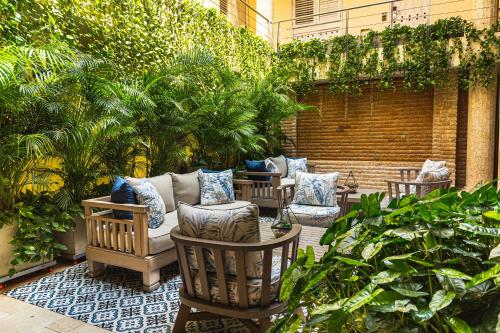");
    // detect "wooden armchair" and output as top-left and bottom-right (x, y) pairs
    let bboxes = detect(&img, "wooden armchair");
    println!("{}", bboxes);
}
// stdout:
(171, 224), (302, 333)
(277, 184), (350, 227)
(81, 179), (253, 292)
(236, 162), (316, 209)
(386, 168), (452, 200)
